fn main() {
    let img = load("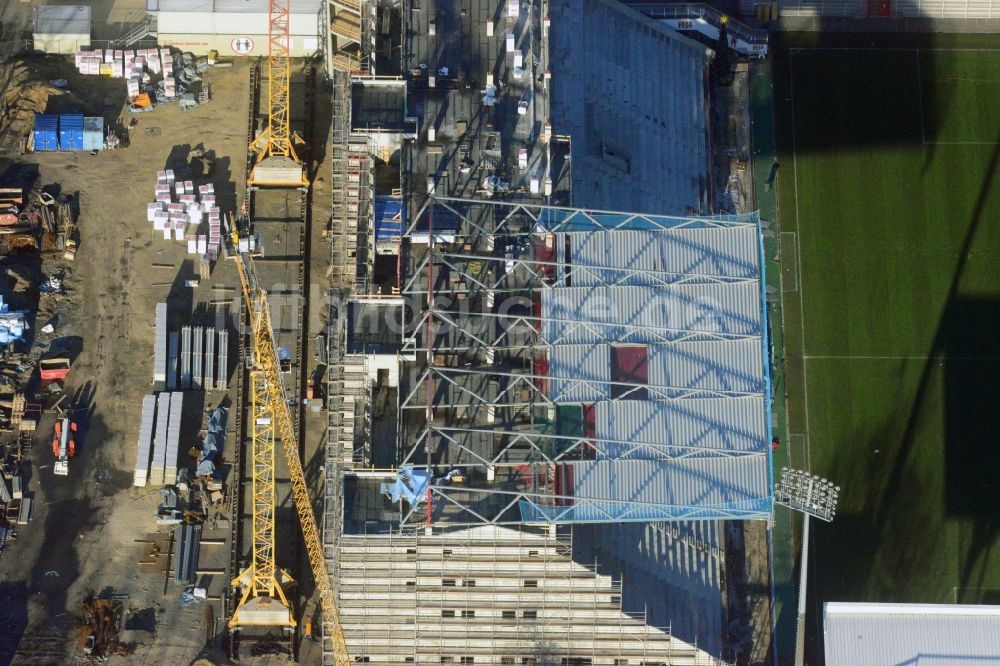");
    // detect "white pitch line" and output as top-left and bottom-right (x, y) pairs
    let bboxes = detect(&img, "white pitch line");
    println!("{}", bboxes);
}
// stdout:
(789, 50), (812, 471)
(791, 47), (1000, 52)
(806, 354), (1000, 360)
